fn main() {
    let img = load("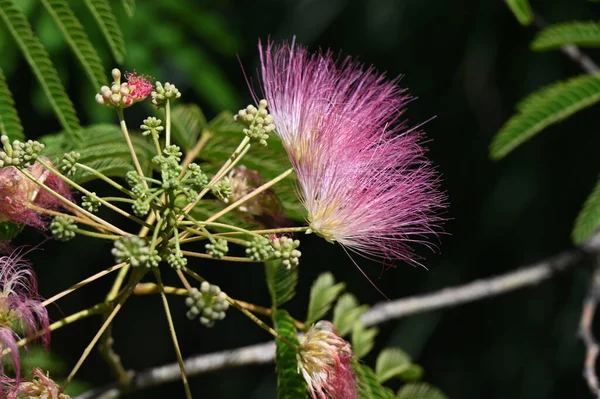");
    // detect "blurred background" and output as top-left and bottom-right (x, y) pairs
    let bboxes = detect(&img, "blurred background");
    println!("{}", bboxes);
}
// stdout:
(3, 0), (600, 397)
